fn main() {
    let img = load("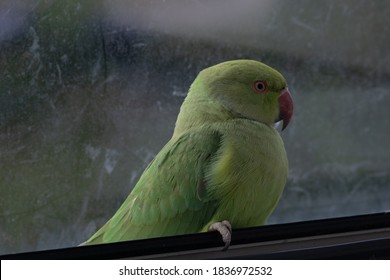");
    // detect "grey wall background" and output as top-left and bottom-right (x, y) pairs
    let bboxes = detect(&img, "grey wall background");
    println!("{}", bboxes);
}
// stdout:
(0, 0), (389, 255)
